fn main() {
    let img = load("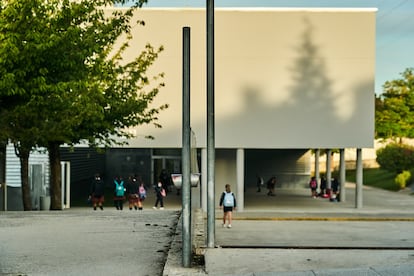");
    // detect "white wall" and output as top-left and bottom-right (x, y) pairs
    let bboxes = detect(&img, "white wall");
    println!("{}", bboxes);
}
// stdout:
(5, 143), (49, 188)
